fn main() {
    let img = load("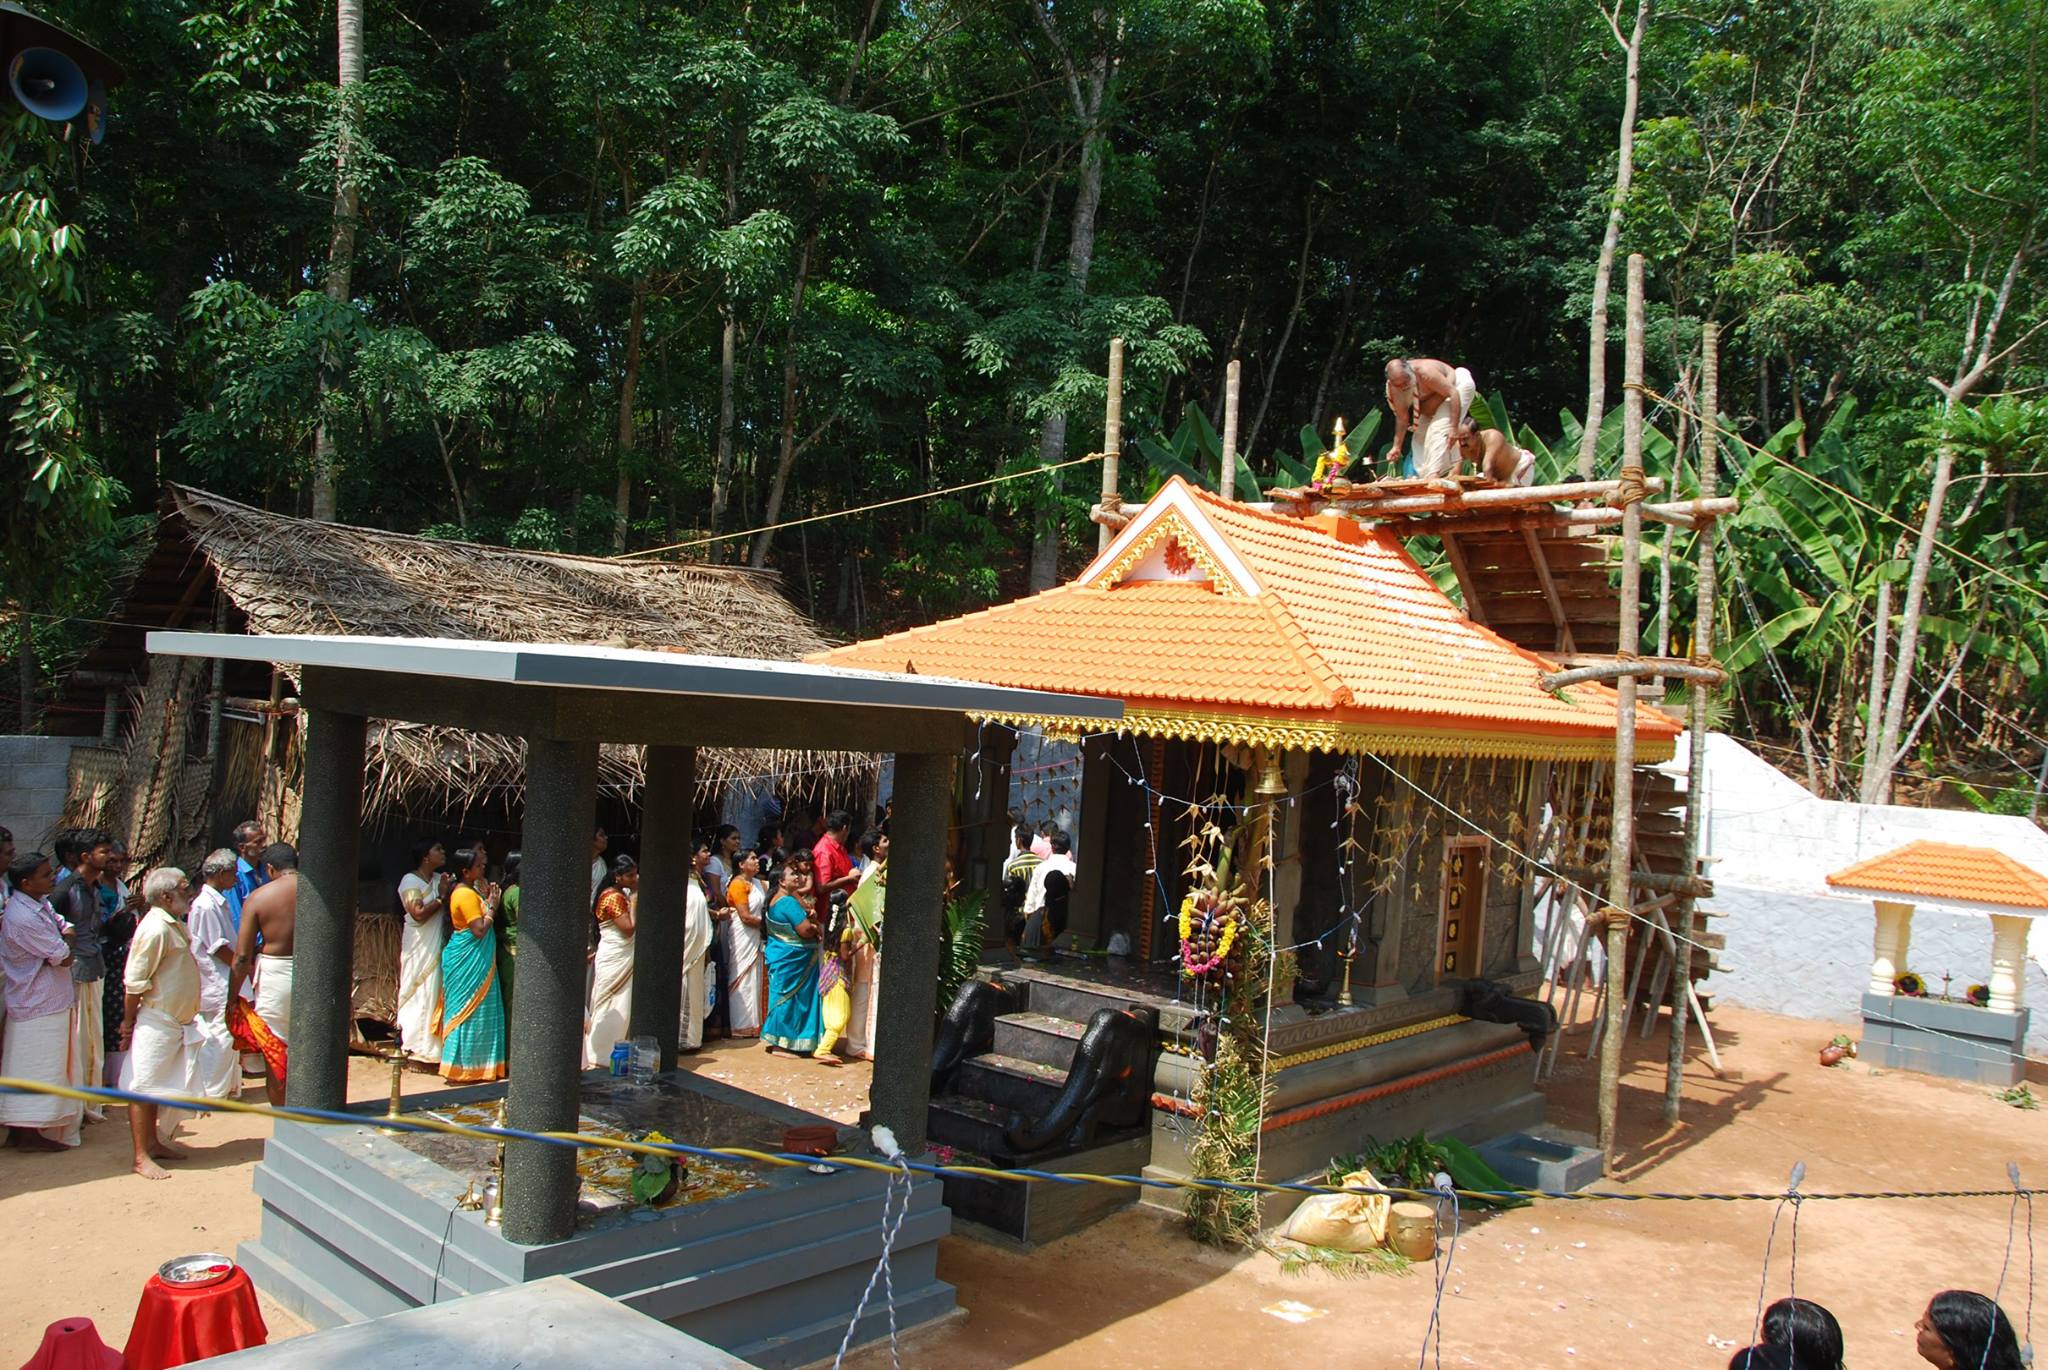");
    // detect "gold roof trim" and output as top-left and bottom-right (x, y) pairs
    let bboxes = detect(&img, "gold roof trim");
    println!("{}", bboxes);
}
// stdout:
(969, 703), (1674, 764)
